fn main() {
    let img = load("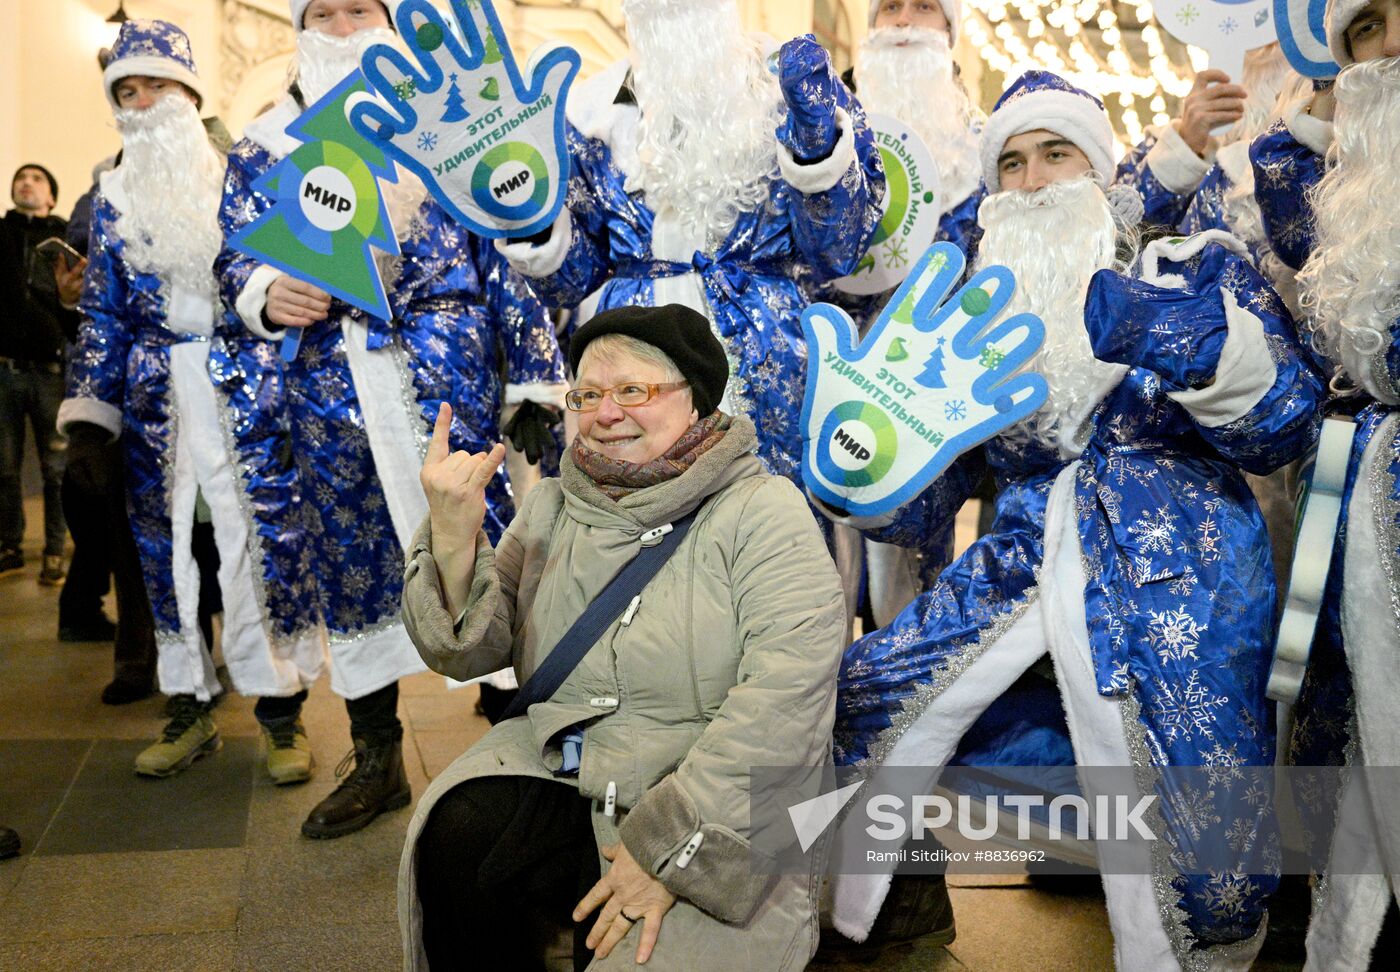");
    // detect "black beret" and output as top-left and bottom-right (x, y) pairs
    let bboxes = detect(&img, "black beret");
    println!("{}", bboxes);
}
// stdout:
(569, 304), (730, 417)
